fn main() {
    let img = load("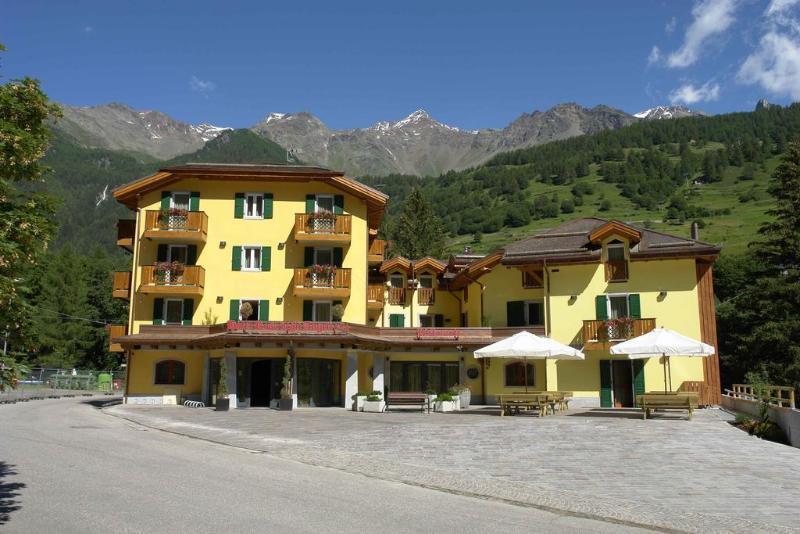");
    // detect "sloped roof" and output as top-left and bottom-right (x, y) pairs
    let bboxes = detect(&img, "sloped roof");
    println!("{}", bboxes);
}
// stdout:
(112, 163), (389, 229)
